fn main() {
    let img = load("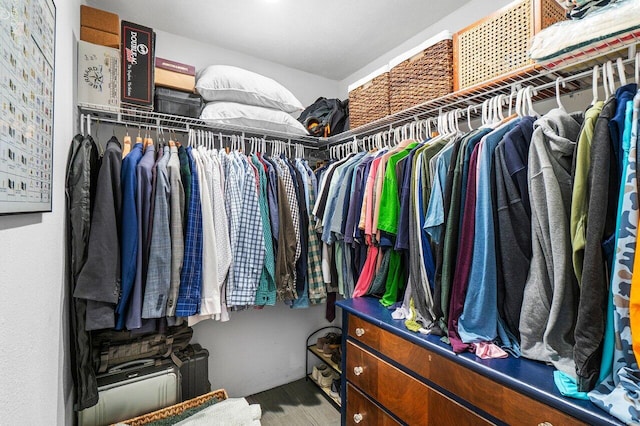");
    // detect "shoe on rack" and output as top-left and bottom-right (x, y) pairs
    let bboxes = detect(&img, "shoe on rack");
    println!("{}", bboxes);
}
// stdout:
(329, 378), (342, 404)
(317, 332), (341, 352)
(321, 341), (341, 355)
(312, 363), (328, 382)
(319, 369), (339, 388)
(330, 346), (342, 365)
